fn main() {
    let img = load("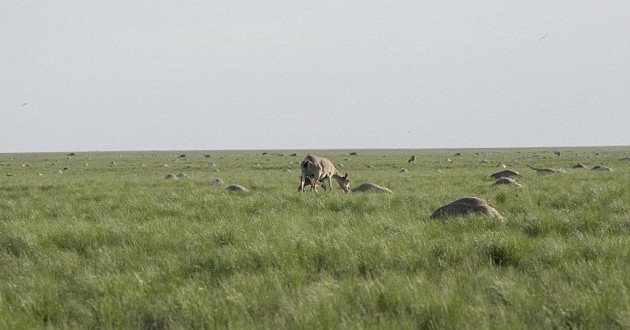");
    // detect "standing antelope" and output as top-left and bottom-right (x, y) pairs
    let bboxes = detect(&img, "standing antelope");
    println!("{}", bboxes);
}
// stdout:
(299, 155), (351, 193)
